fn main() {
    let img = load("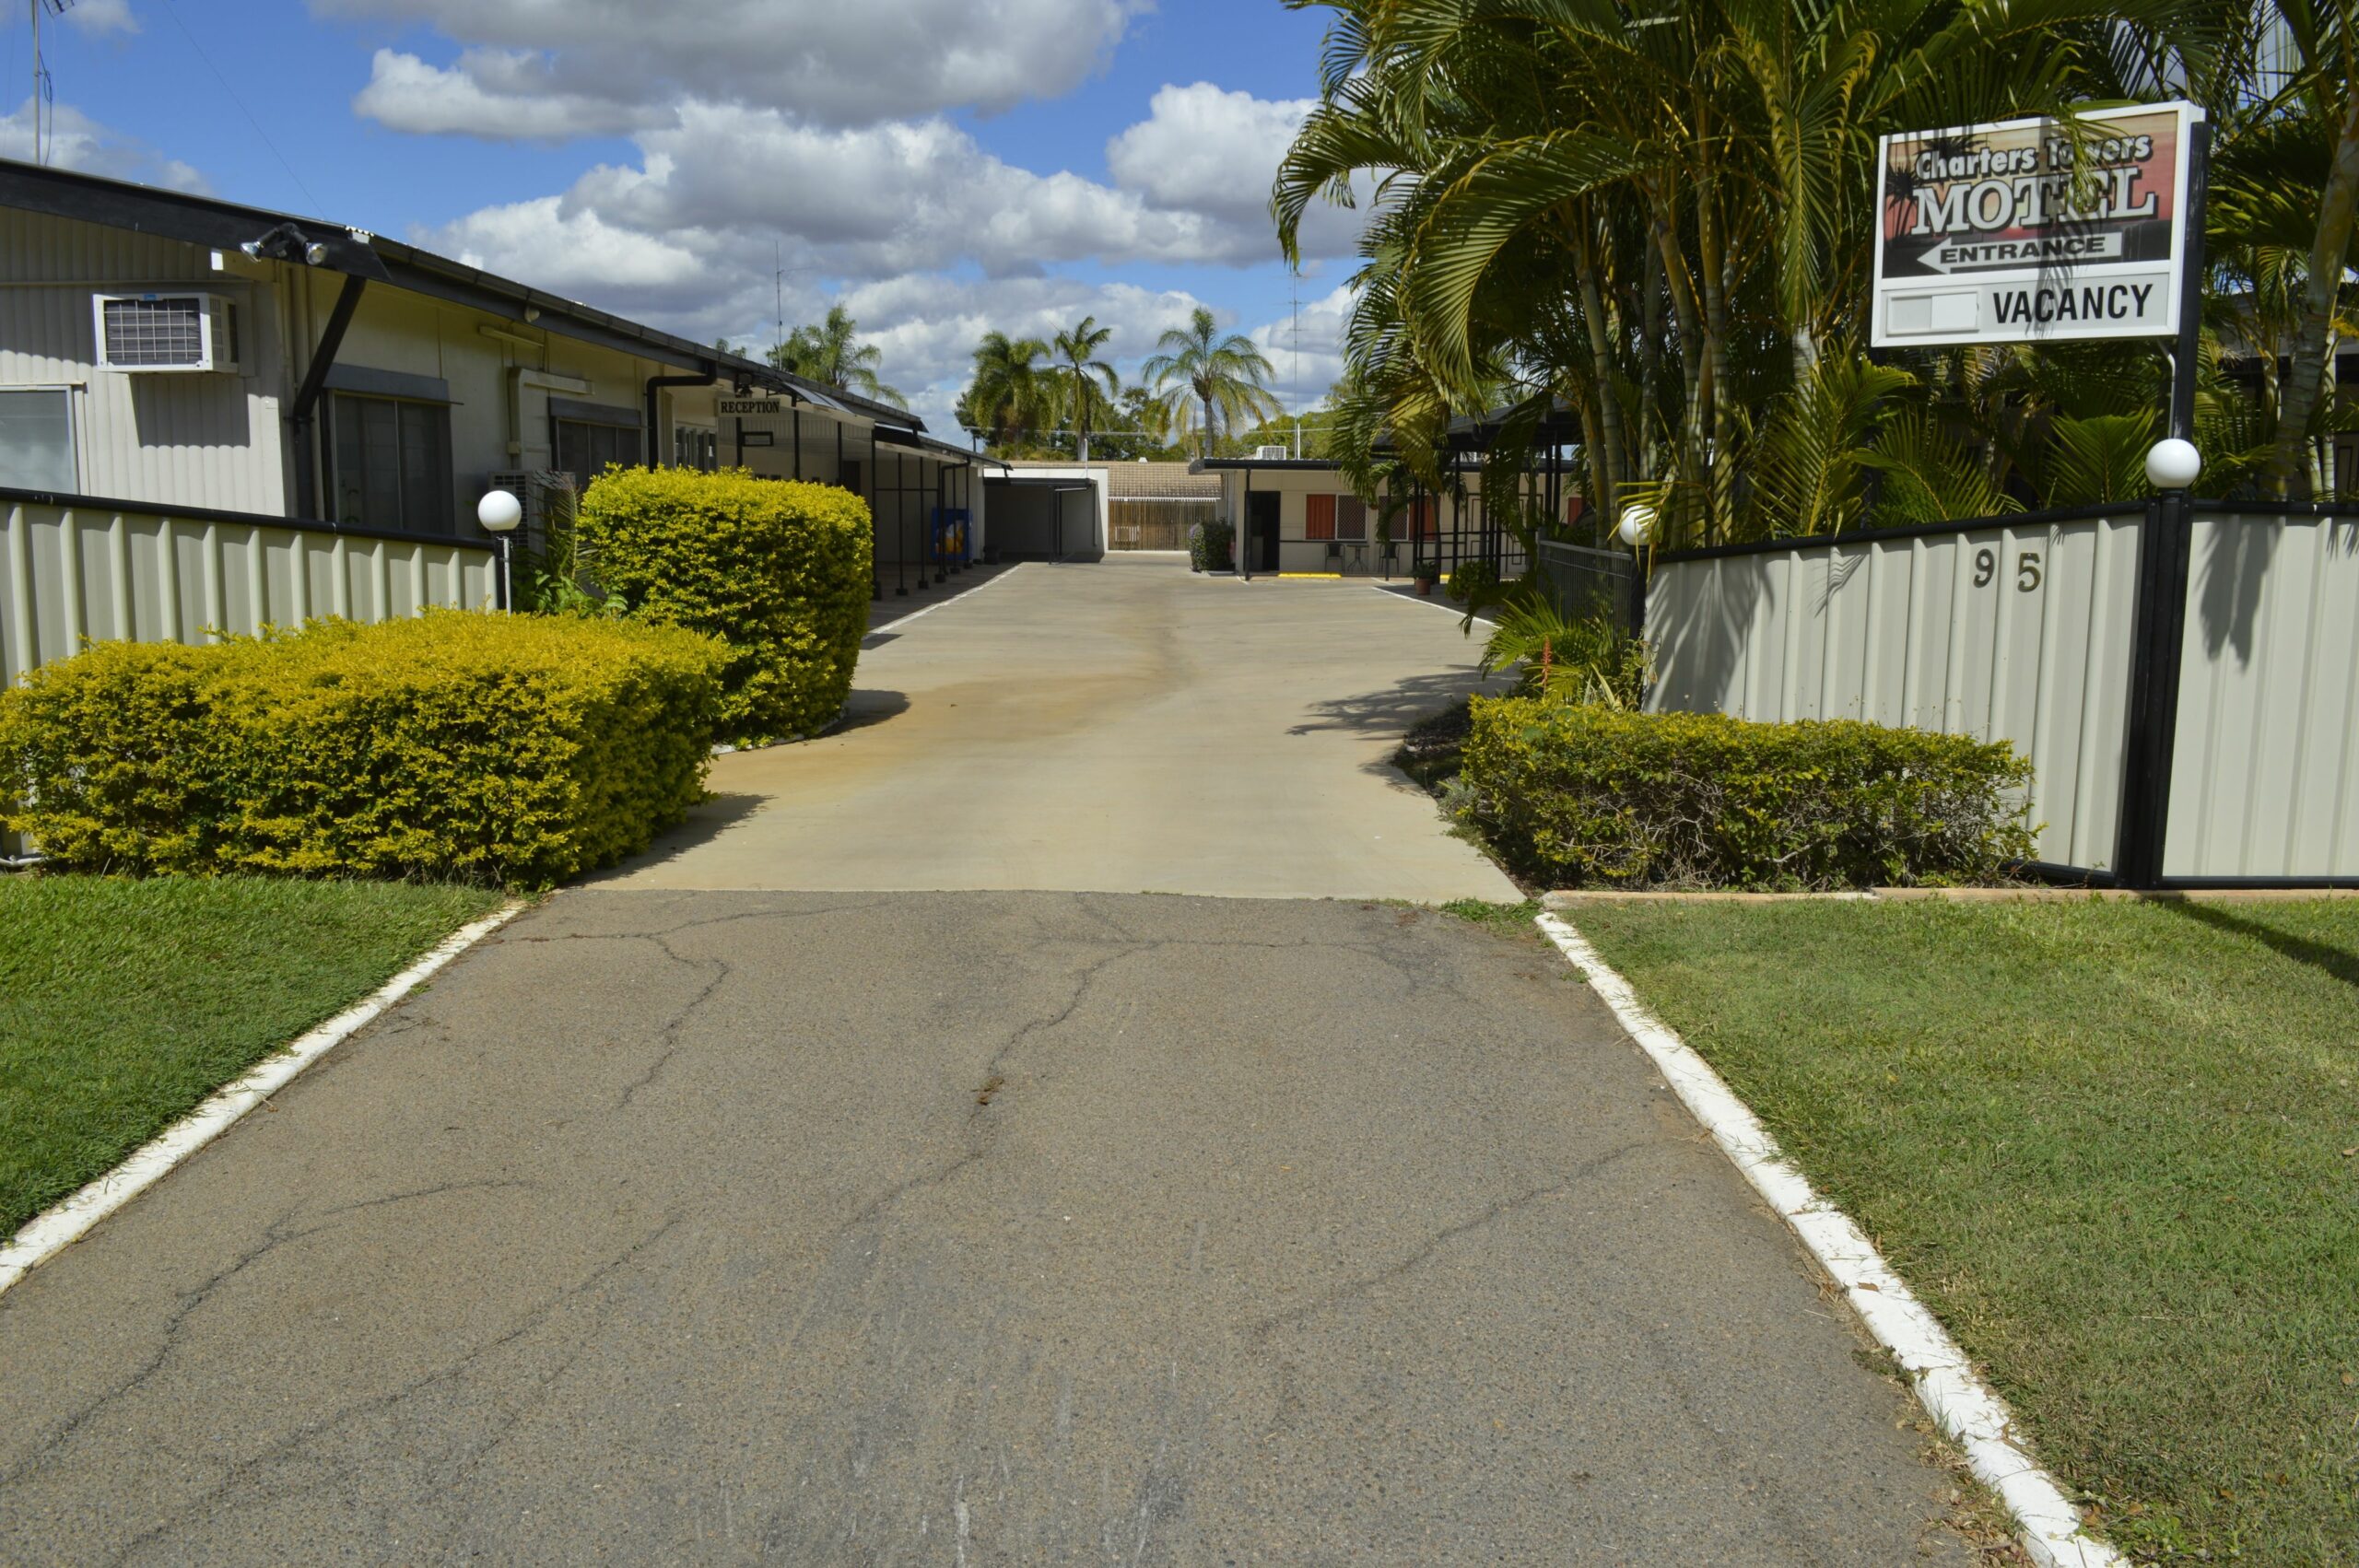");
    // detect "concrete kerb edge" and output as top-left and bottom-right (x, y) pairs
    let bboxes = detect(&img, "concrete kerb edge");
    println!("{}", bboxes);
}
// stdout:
(0, 900), (529, 1300)
(871, 561), (1026, 632)
(1370, 583), (1496, 626)
(1532, 910), (2123, 1568)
